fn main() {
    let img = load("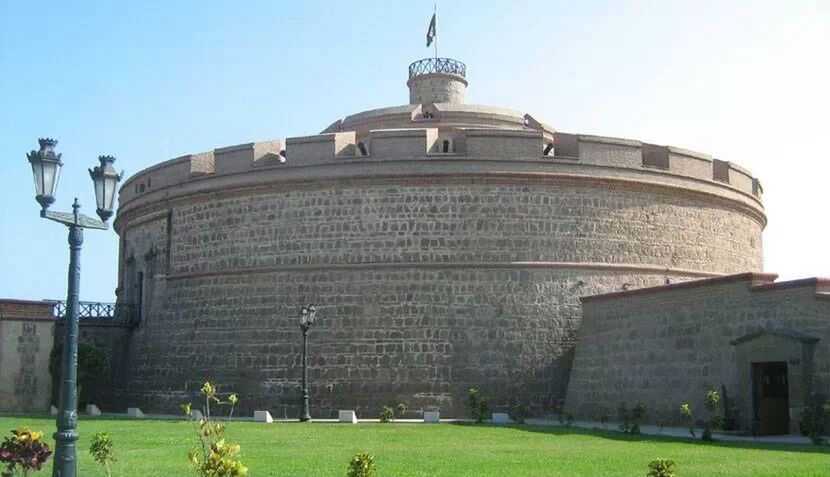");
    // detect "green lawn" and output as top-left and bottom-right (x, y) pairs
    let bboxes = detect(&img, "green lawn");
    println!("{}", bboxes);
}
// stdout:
(1, 416), (828, 476)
